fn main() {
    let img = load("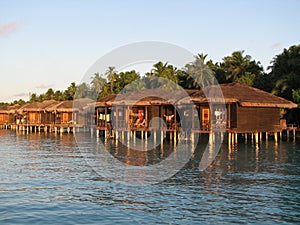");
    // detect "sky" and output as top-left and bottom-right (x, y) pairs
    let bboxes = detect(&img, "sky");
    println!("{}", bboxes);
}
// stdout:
(0, 0), (299, 102)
